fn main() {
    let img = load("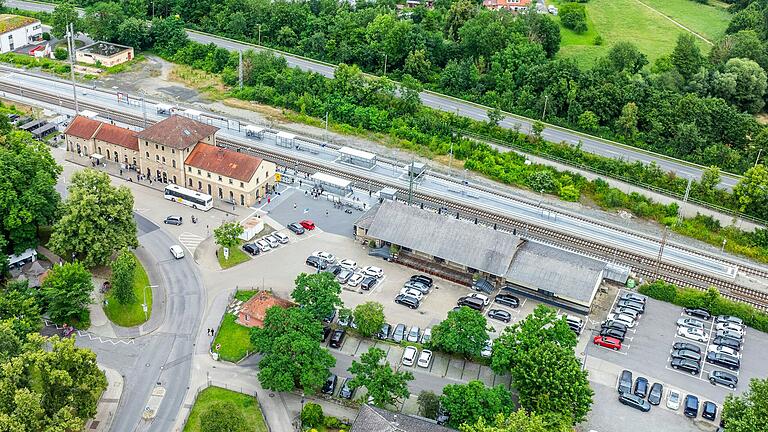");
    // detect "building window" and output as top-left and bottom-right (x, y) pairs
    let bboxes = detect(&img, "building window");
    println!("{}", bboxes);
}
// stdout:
(198, 181), (202, 190)
(145, 151), (149, 158)
(161, 146), (165, 151)
(218, 176), (222, 181)
(173, 176), (177, 184)
(97, 146), (102, 154)
(188, 167), (191, 172)
(240, 182), (244, 188)
(162, 156), (166, 163)
(172, 160), (176, 168)
(197, 169), (201, 175)
(155, 155), (159, 162)
(229, 179), (233, 185)
(188, 178), (193, 186)
(207, 172), (211, 178)
(155, 144), (158, 149)
(172, 149), (175, 154)
(240, 194), (245, 205)
(145, 141), (148, 147)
